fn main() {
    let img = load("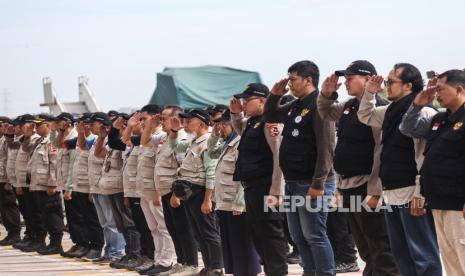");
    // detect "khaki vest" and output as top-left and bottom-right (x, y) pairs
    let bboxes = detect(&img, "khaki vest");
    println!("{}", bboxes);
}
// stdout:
(214, 135), (242, 211)
(123, 146), (139, 198)
(136, 146), (156, 197)
(98, 148), (124, 195)
(7, 147), (19, 186)
(56, 148), (72, 190)
(29, 137), (56, 191)
(178, 134), (209, 186)
(88, 144), (104, 194)
(72, 148), (91, 193)
(154, 138), (179, 196)
(14, 134), (40, 188)
(0, 137), (7, 183)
